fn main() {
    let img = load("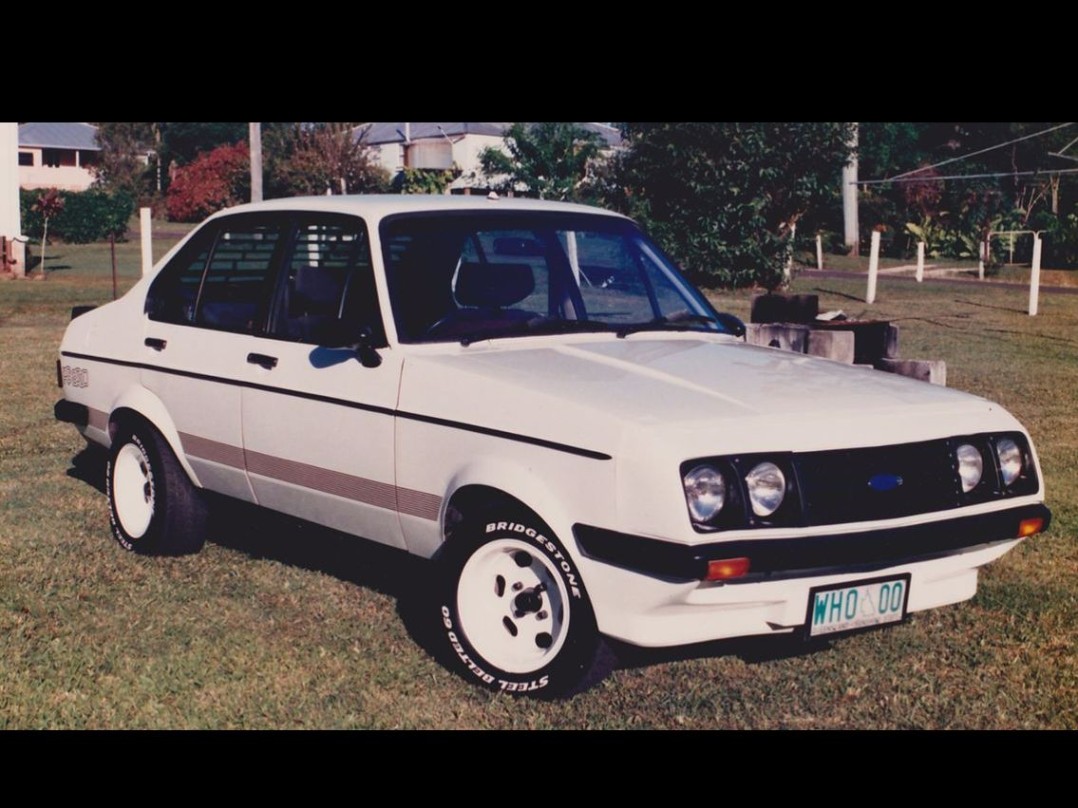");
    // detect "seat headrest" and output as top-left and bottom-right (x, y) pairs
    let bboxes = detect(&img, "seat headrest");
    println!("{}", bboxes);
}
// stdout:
(455, 262), (534, 308)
